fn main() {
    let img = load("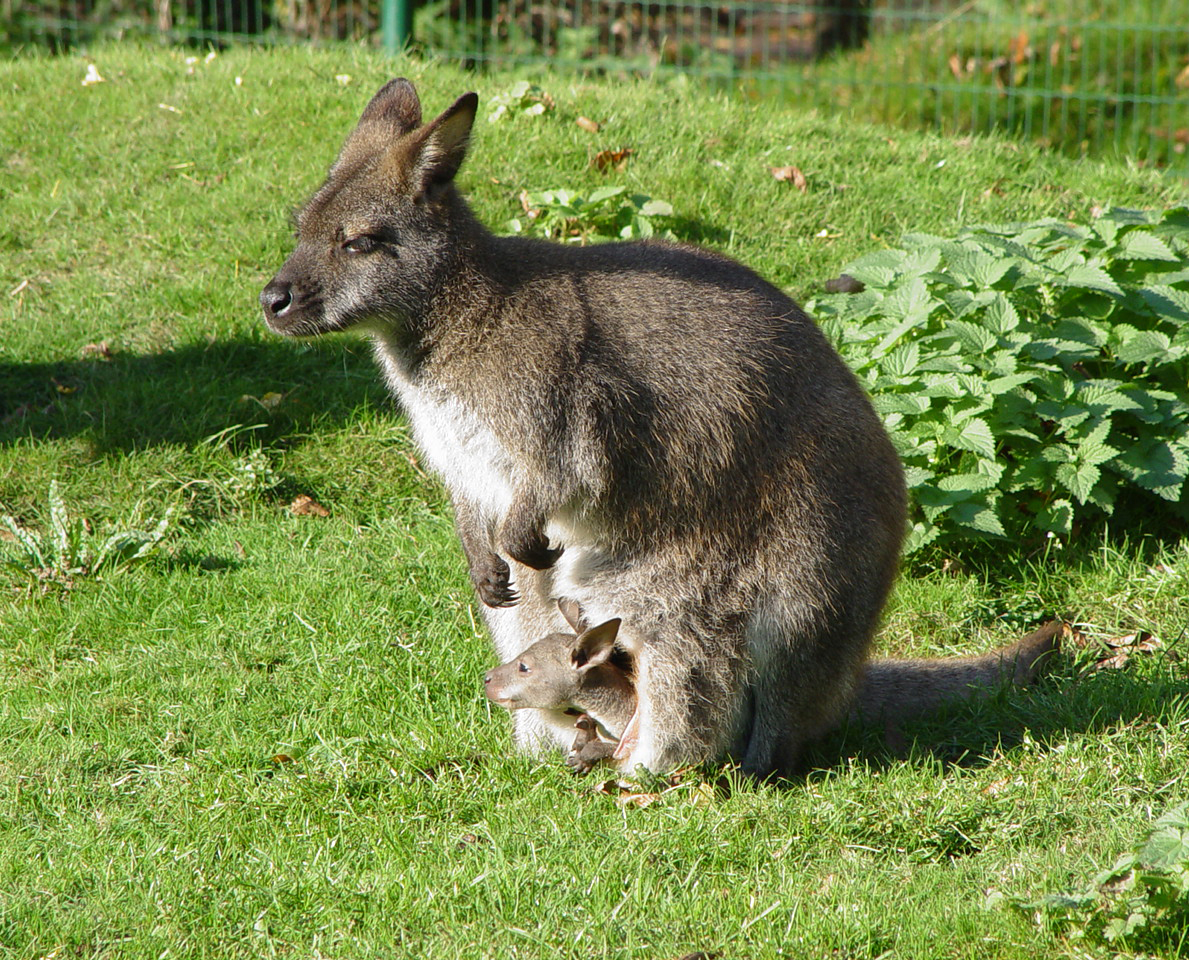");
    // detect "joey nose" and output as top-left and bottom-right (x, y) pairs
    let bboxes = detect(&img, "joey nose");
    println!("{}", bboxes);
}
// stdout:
(260, 281), (293, 319)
